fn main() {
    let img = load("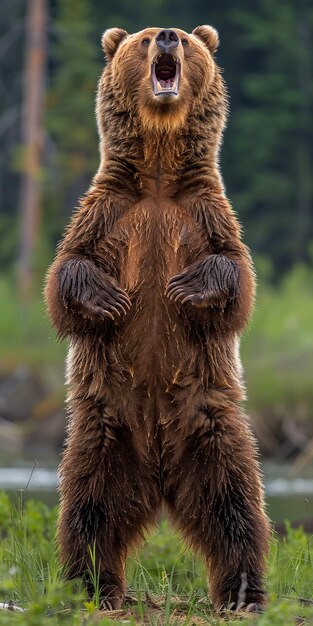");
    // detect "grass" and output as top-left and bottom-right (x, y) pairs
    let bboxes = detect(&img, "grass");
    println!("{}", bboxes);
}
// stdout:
(0, 492), (312, 625)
